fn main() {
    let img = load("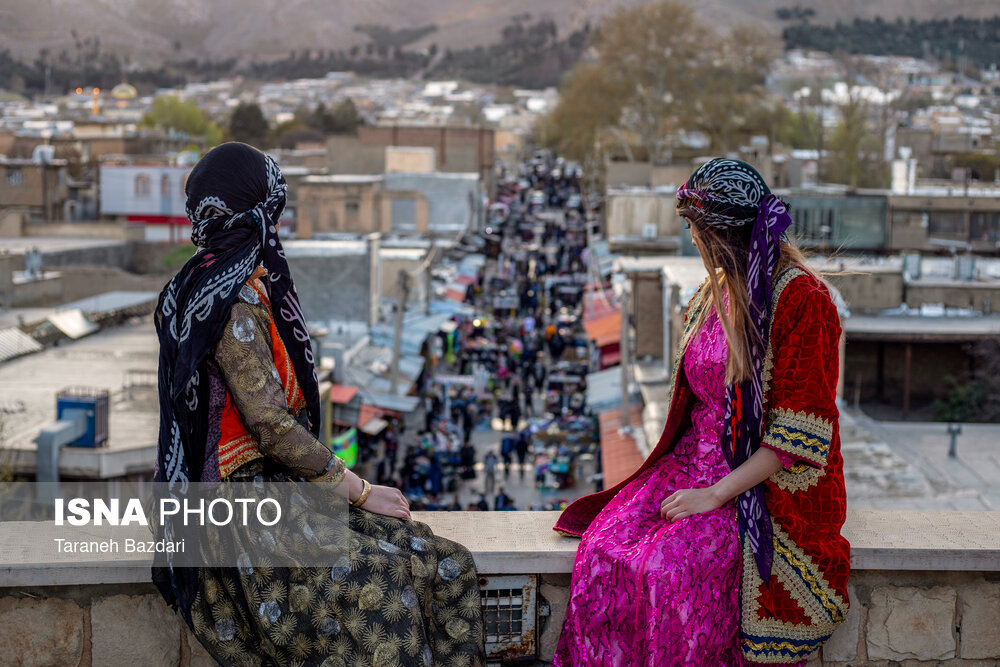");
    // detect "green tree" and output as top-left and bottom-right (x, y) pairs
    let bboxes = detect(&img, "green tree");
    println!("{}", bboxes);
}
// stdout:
(229, 102), (270, 148)
(328, 98), (361, 134)
(825, 58), (889, 189)
(307, 99), (361, 135)
(538, 0), (776, 164)
(775, 107), (822, 149)
(140, 95), (223, 147)
(535, 62), (625, 163)
(932, 340), (1000, 422)
(691, 24), (778, 153)
(591, 0), (714, 163)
